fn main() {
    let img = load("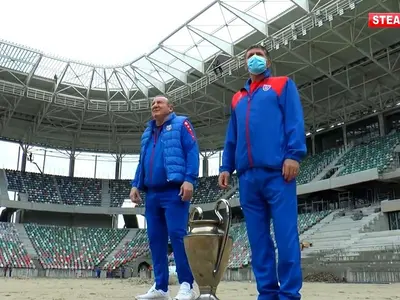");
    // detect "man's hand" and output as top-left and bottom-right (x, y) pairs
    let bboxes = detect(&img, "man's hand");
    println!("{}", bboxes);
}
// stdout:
(218, 171), (230, 189)
(129, 187), (142, 204)
(282, 159), (300, 182)
(179, 181), (193, 201)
